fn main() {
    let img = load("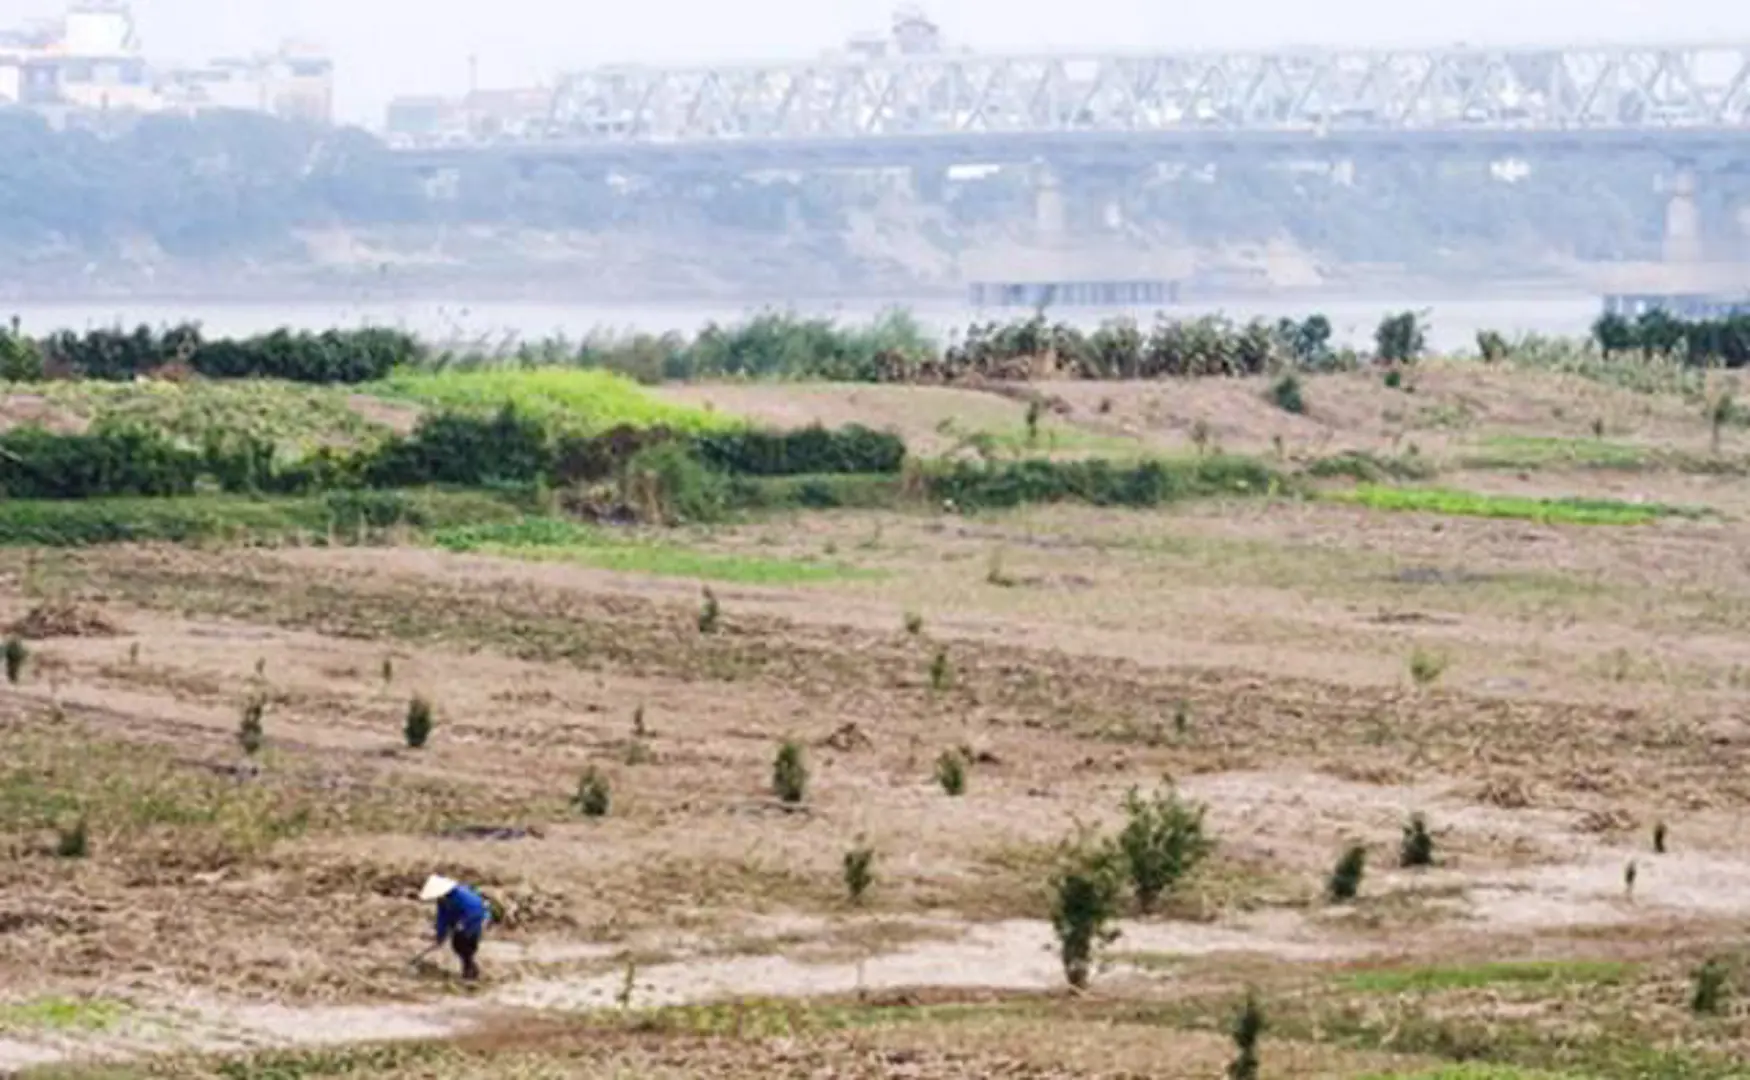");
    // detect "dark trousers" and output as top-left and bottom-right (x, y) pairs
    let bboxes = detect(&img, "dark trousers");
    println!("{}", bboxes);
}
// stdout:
(451, 929), (481, 980)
